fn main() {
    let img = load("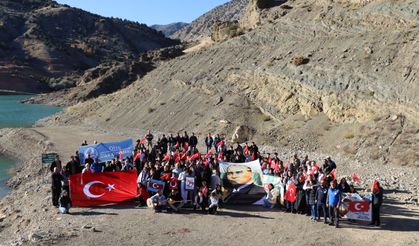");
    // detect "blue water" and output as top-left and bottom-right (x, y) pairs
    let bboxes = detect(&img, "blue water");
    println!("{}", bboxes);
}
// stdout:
(0, 95), (62, 197)
(0, 95), (62, 128)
